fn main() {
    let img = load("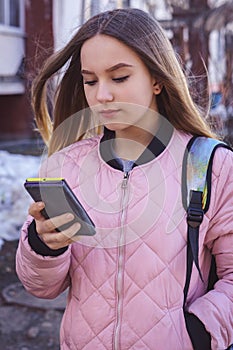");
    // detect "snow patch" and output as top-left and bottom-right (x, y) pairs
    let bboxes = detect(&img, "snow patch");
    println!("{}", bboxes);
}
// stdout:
(0, 151), (41, 249)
